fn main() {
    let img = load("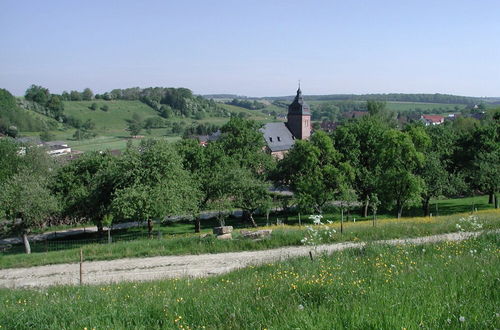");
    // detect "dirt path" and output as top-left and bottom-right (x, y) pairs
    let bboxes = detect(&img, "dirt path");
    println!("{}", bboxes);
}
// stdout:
(0, 231), (493, 289)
